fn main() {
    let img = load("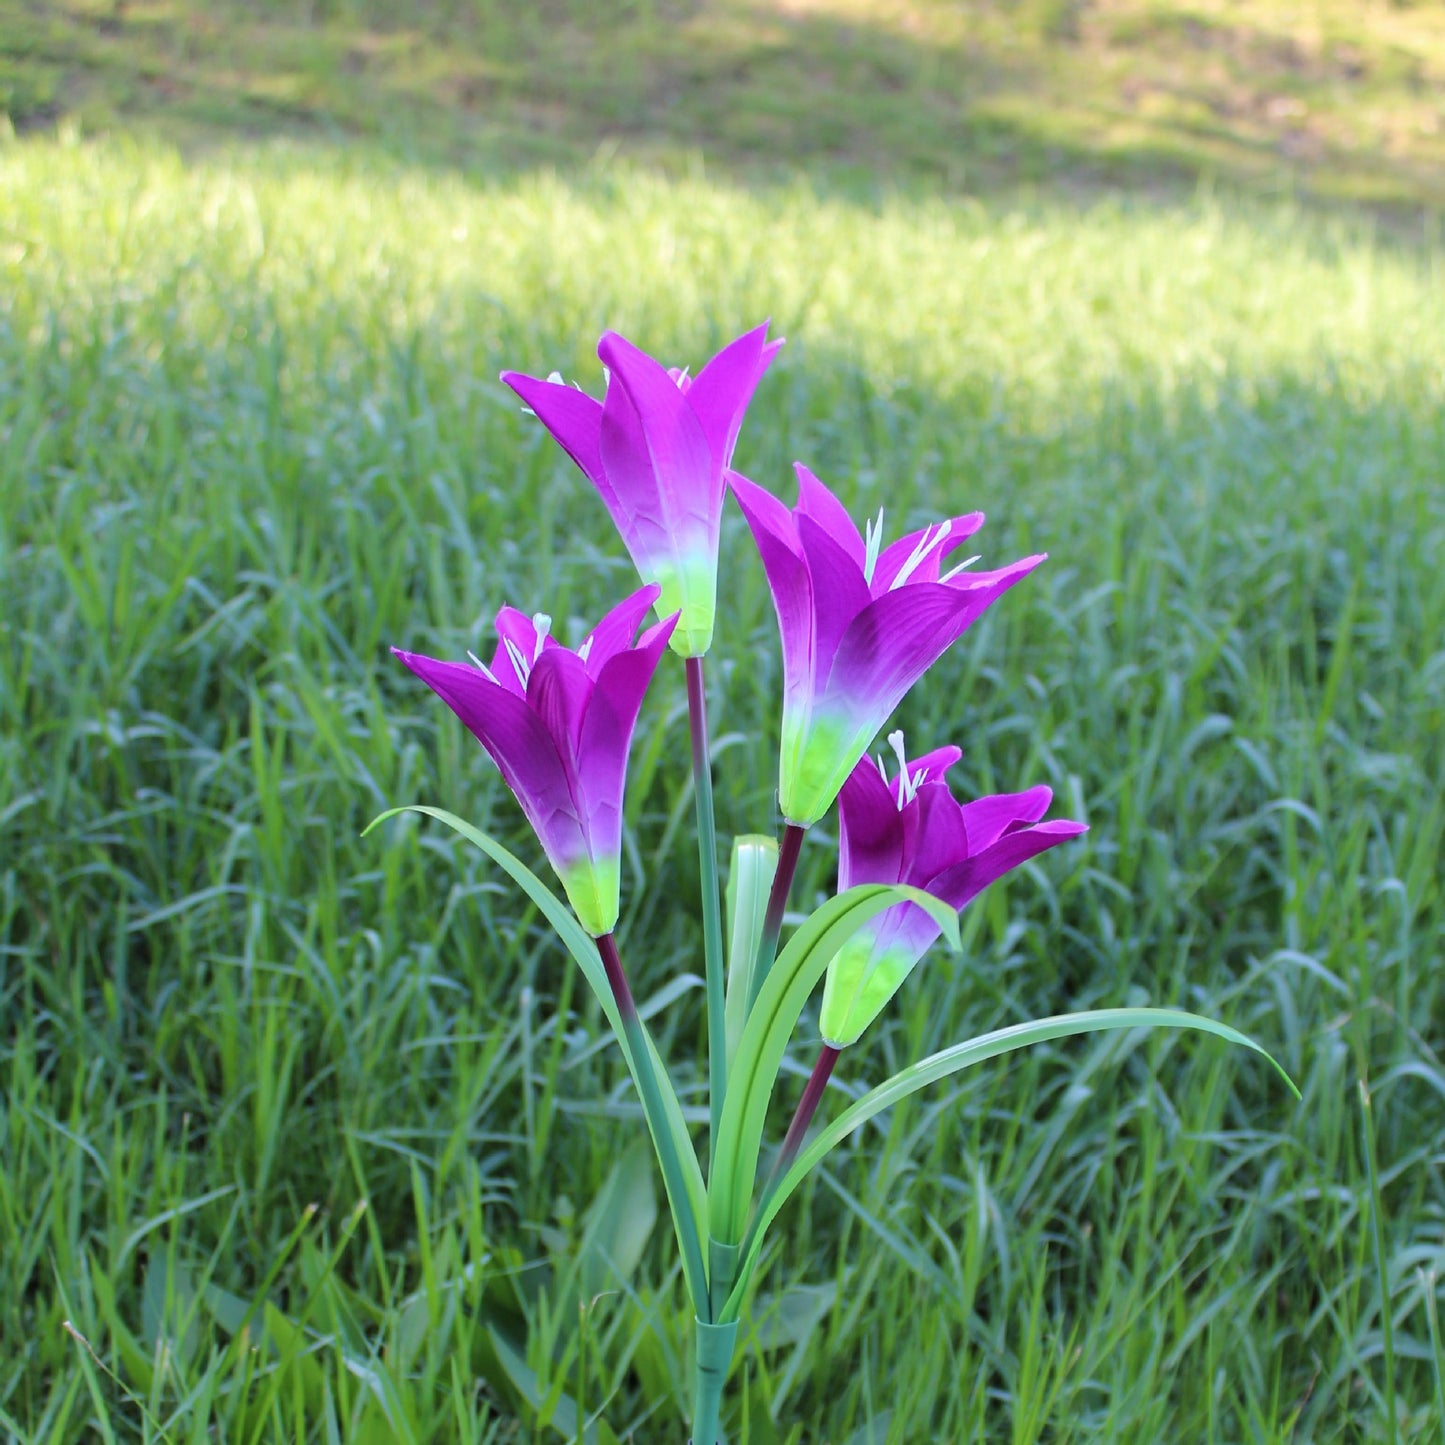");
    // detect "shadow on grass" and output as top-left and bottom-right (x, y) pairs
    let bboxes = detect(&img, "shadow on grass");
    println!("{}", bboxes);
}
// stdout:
(7, 0), (1445, 228)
